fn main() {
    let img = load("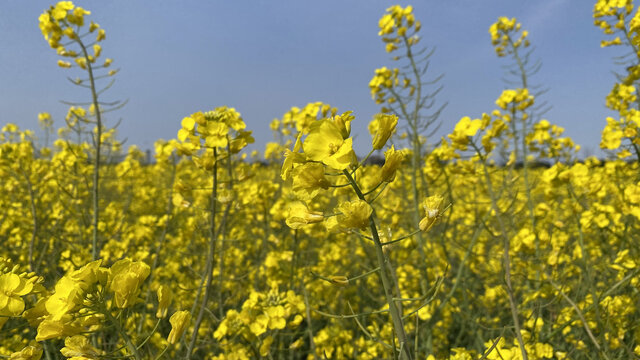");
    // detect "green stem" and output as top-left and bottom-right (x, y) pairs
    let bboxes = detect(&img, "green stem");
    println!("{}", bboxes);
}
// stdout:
(138, 157), (176, 332)
(136, 319), (162, 350)
(186, 147), (218, 359)
(343, 169), (412, 360)
(76, 37), (103, 261)
(154, 345), (170, 360)
(470, 141), (528, 360)
(103, 307), (142, 360)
